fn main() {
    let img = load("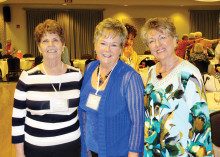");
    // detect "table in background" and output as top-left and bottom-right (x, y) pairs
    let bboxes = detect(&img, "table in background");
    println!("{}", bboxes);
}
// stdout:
(0, 60), (8, 81)
(138, 55), (155, 62)
(20, 58), (35, 70)
(206, 91), (220, 157)
(206, 92), (220, 113)
(0, 58), (34, 81)
(72, 59), (86, 74)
